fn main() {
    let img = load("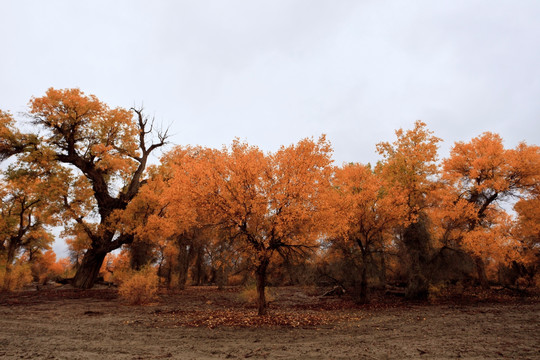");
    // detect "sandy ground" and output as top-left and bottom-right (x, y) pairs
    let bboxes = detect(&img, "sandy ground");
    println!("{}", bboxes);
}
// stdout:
(0, 286), (539, 359)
